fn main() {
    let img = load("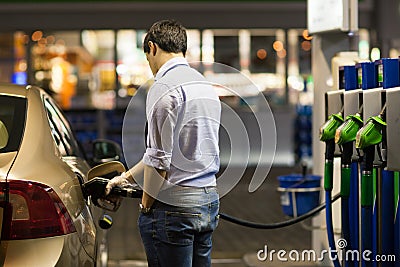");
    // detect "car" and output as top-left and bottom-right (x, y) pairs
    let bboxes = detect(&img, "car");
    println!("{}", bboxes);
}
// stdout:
(0, 83), (122, 266)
